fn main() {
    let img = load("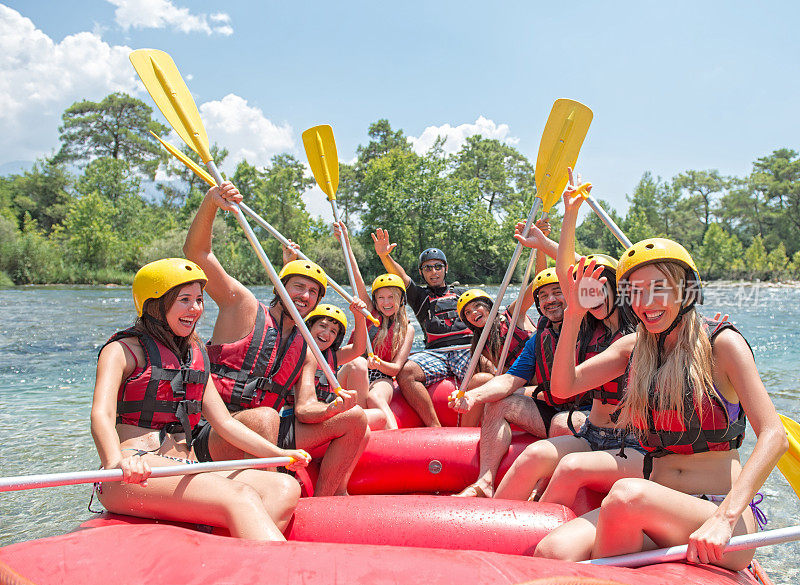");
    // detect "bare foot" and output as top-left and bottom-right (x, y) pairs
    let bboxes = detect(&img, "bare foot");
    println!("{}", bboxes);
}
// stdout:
(453, 483), (490, 498)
